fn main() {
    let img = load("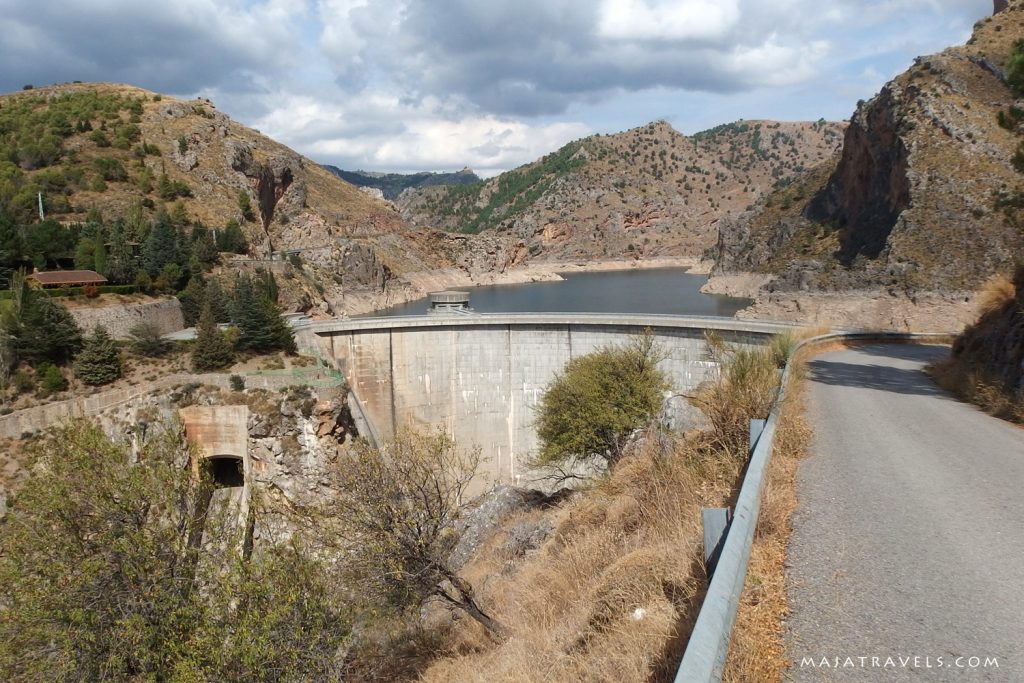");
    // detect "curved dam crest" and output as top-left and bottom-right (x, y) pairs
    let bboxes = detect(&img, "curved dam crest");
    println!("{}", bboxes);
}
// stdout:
(300, 314), (794, 487)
